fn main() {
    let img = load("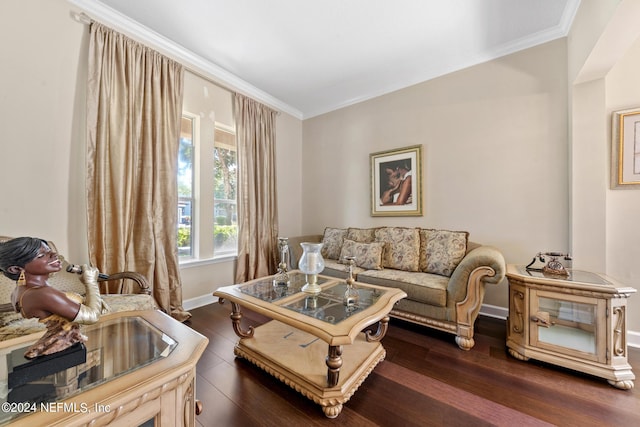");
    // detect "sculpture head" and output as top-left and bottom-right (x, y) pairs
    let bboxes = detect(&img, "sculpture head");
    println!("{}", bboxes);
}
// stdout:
(0, 237), (51, 280)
